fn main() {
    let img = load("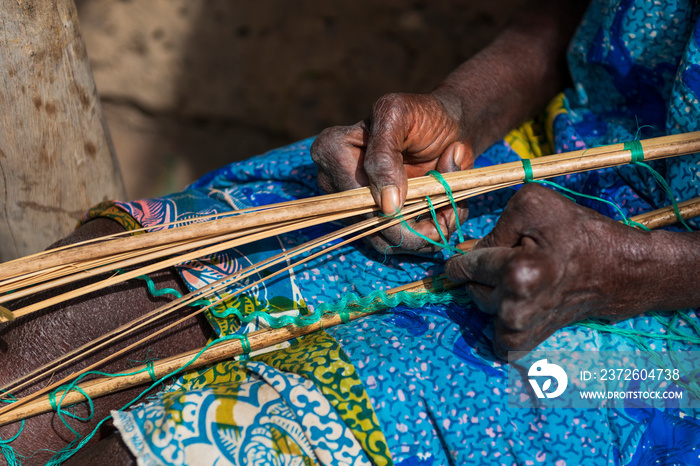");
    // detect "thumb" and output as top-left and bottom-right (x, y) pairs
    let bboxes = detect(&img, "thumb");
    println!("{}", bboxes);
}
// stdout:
(363, 95), (411, 215)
